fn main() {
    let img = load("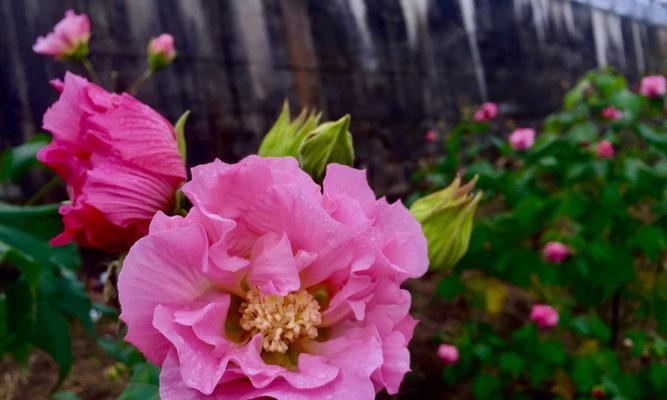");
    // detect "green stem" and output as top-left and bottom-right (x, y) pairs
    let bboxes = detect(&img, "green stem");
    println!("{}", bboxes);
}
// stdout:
(81, 57), (101, 85)
(25, 176), (60, 206)
(127, 69), (153, 95)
